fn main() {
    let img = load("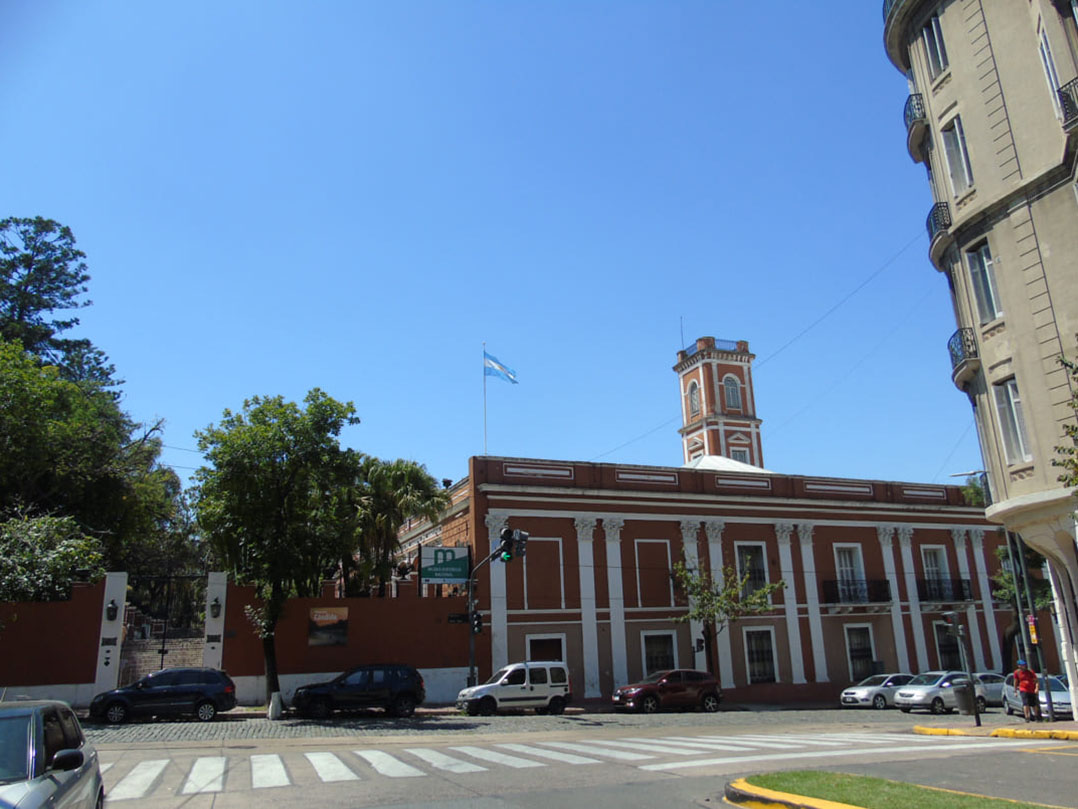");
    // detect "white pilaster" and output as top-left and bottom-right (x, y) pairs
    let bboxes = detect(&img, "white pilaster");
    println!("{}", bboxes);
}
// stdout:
(775, 522), (805, 684)
(576, 516), (601, 698)
(93, 572), (128, 698)
(877, 525), (910, 672)
(798, 523), (827, 682)
(969, 530), (1002, 671)
(604, 517), (629, 688)
(952, 529), (985, 670)
(680, 520), (706, 672)
(203, 572), (228, 670)
(705, 519), (734, 689)
(485, 514), (509, 672)
(898, 526), (929, 671)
